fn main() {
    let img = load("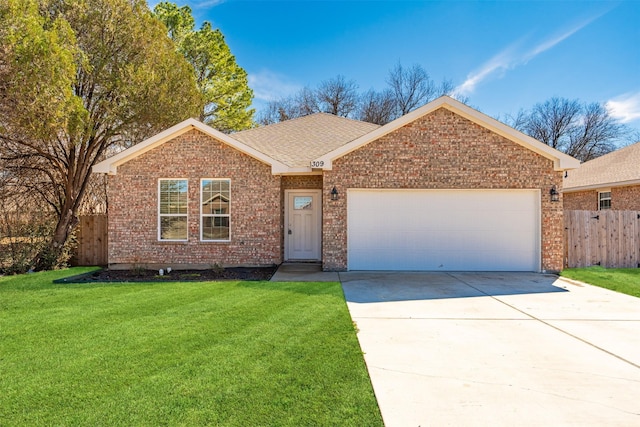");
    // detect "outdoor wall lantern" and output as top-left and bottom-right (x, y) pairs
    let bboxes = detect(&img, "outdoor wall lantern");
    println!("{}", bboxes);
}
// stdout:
(330, 186), (339, 201)
(550, 185), (560, 202)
